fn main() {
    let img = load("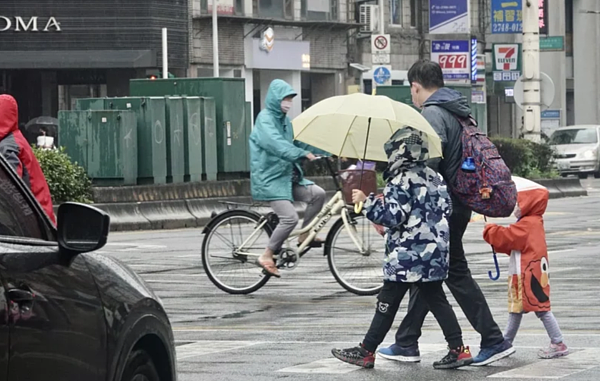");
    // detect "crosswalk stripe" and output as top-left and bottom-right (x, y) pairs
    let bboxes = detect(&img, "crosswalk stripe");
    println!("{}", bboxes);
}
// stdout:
(176, 340), (262, 360)
(277, 358), (359, 374)
(487, 349), (600, 379)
